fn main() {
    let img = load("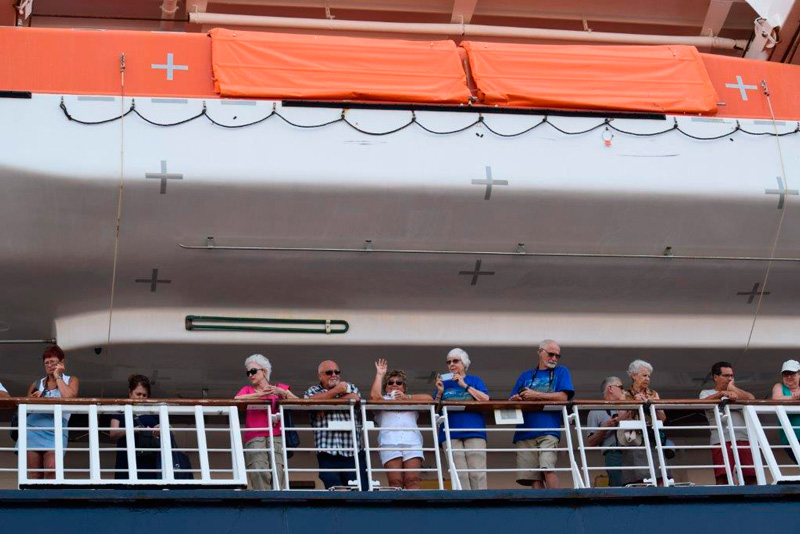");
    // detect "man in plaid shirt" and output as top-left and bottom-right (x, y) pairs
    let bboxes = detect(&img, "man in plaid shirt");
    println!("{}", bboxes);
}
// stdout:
(304, 360), (369, 489)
